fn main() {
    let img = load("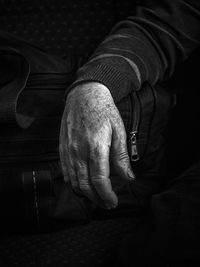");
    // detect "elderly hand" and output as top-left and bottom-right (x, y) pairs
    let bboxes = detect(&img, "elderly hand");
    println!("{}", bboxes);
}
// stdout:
(59, 82), (135, 209)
